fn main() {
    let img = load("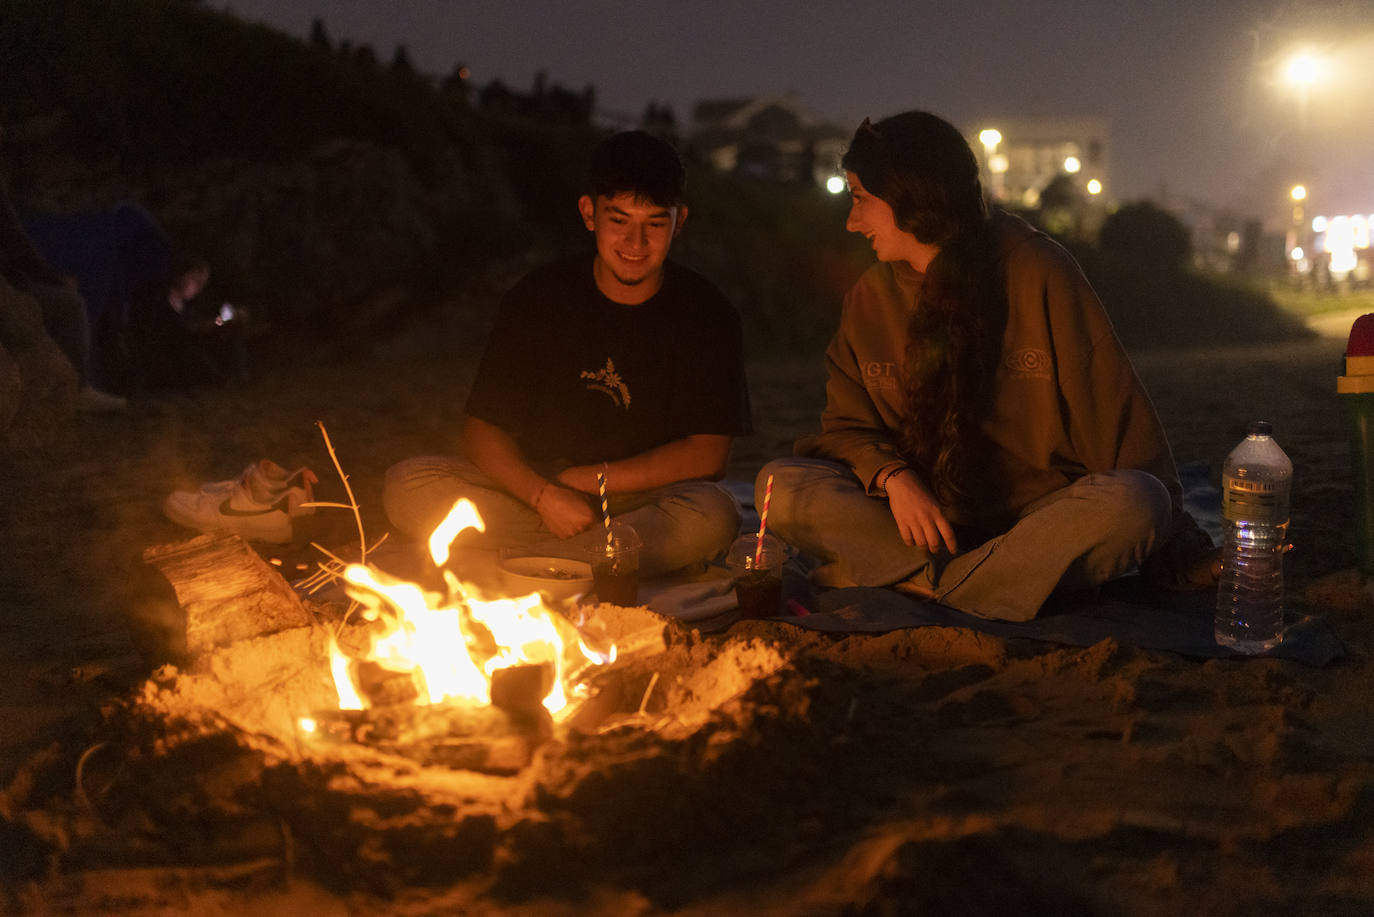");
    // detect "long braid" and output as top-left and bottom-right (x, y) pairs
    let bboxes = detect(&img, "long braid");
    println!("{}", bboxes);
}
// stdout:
(897, 230), (1004, 509)
(842, 111), (1007, 516)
